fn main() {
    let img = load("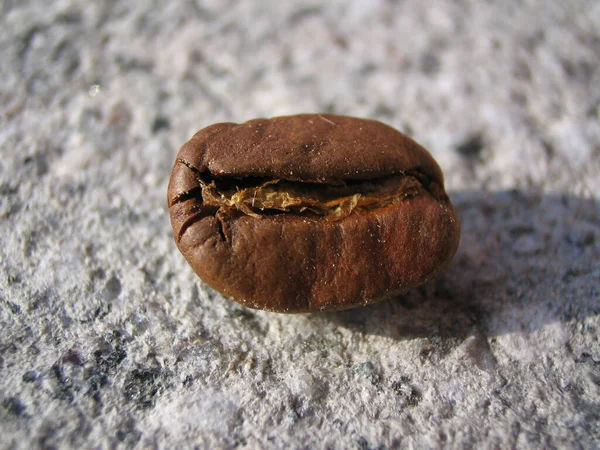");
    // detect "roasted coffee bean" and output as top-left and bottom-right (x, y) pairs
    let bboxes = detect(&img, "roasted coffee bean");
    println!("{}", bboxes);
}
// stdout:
(167, 114), (460, 313)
